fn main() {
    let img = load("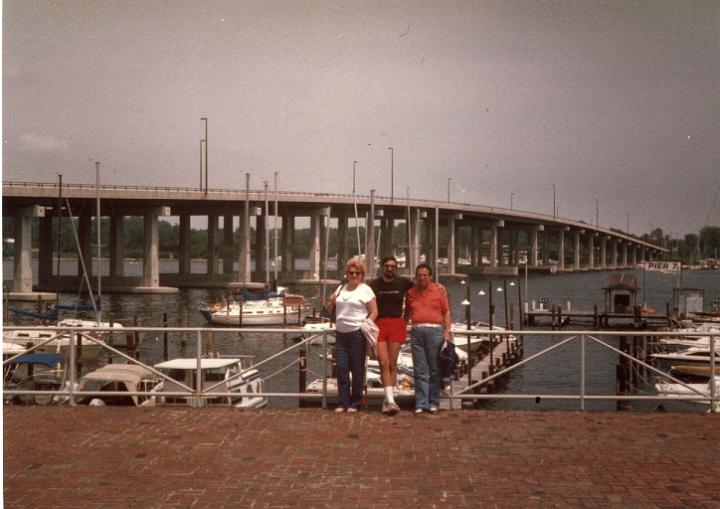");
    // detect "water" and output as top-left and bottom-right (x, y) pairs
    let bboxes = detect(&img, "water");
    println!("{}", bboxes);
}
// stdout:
(5, 259), (720, 411)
